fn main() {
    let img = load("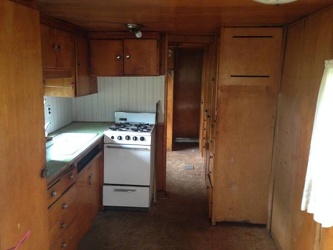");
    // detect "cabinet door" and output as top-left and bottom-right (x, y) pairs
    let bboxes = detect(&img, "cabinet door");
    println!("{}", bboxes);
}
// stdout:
(55, 28), (75, 68)
(40, 25), (75, 69)
(76, 151), (103, 241)
(41, 24), (57, 68)
(76, 165), (92, 241)
(76, 36), (97, 96)
(90, 40), (123, 76)
(90, 152), (103, 215)
(124, 39), (159, 75)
